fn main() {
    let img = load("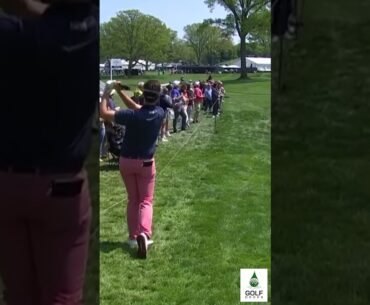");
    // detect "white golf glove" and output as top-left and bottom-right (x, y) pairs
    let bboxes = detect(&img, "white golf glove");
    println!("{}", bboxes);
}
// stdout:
(103, 80), (116, 95)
